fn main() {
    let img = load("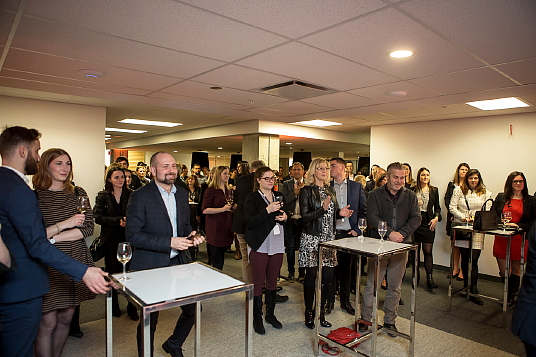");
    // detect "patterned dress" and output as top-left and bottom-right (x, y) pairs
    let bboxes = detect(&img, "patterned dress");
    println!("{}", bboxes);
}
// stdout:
(36, 187), (96, 313)
(298, 186), (338, 268)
